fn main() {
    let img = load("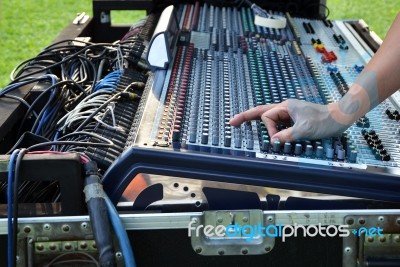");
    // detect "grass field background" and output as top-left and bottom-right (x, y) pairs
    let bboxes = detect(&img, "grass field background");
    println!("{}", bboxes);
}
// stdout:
(0, 0), (398, 88)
